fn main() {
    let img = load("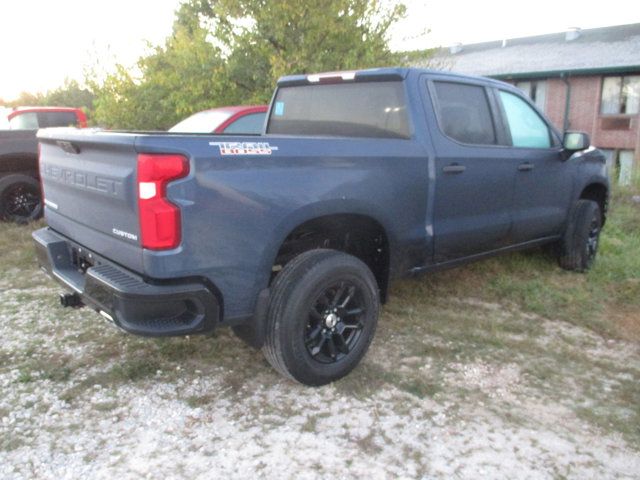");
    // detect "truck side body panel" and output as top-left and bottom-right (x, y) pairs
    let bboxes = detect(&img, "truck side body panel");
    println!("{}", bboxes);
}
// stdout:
(38, 130), (432, 321)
